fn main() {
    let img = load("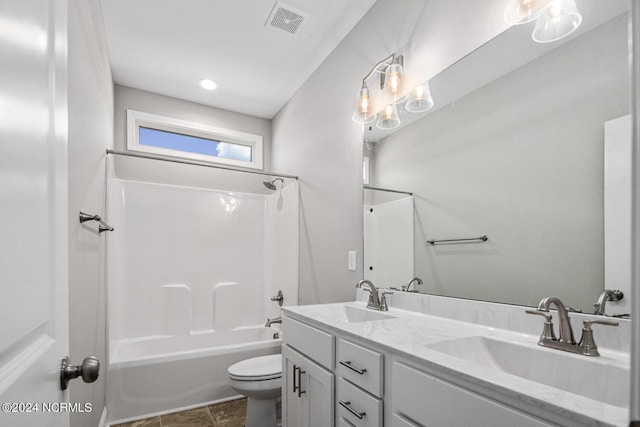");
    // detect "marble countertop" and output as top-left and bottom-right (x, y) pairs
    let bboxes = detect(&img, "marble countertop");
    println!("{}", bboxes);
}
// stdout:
(282, 296), (630, 427)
